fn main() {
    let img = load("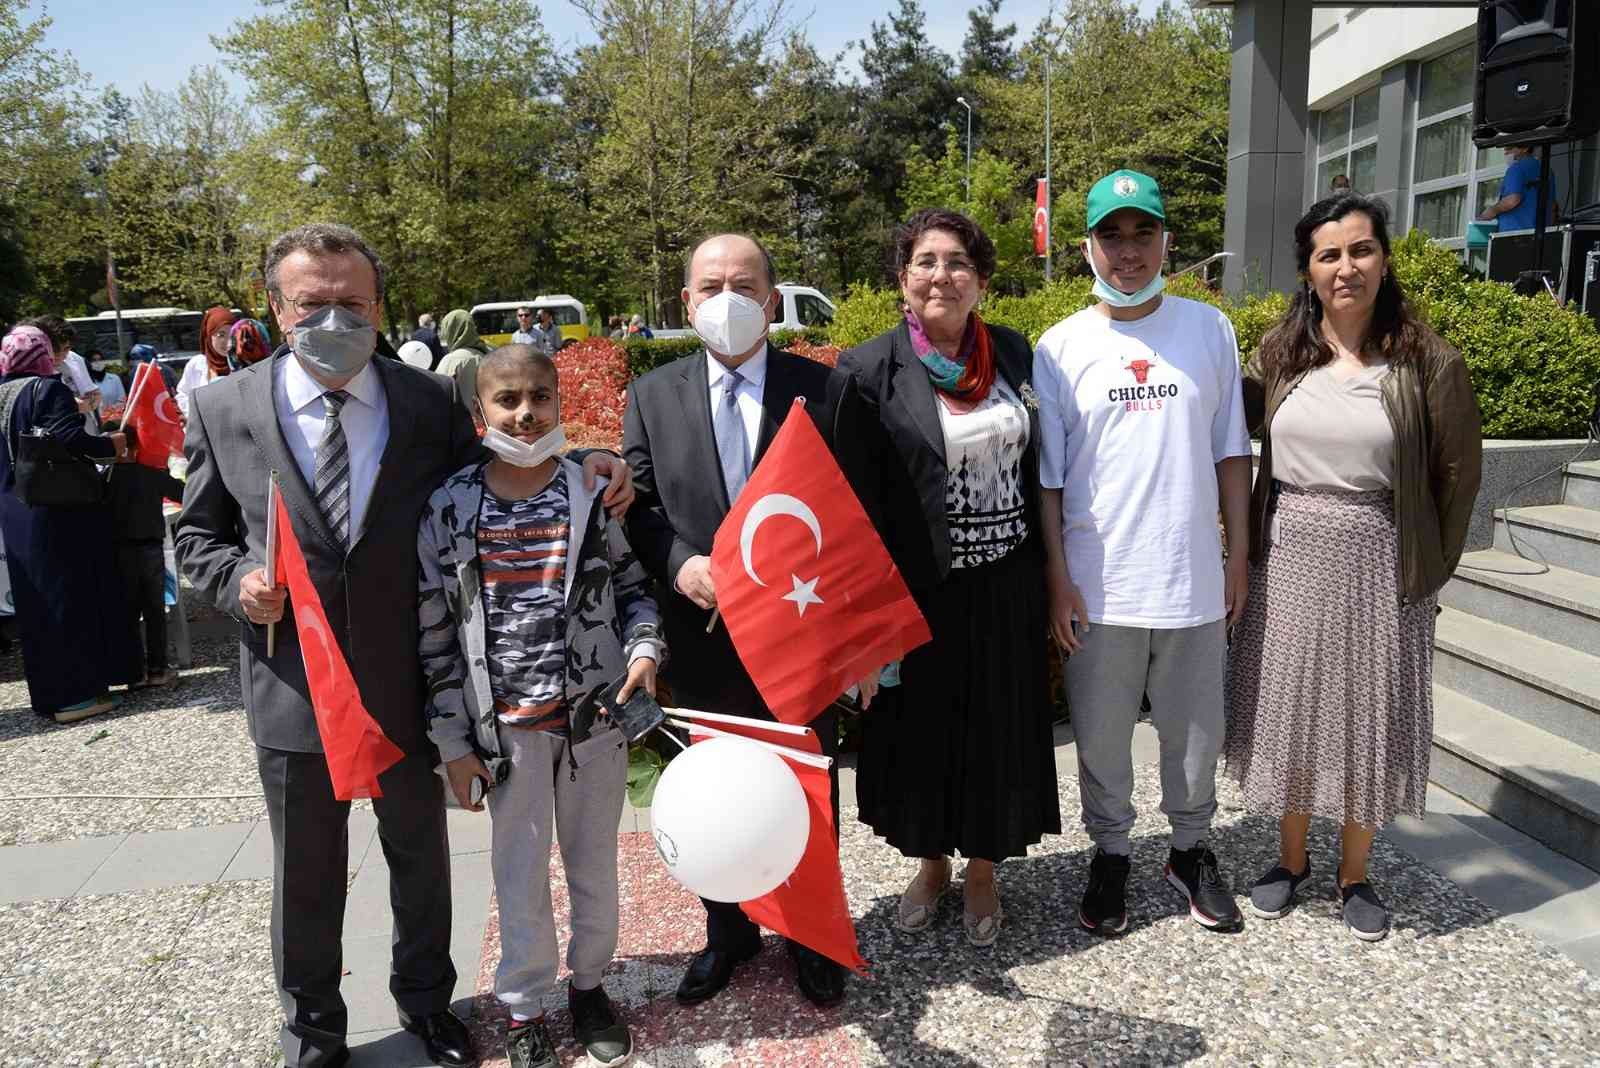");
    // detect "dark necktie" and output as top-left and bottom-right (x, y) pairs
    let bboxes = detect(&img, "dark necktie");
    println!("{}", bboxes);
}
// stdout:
(314, 390), (352, 547)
